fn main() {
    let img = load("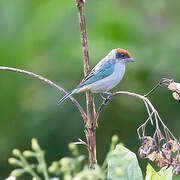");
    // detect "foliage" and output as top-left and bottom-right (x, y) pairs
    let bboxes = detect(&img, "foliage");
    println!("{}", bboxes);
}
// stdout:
(1, 0), (180, 178)
(107, 143), (143, 180)
(8, 139), (49, 180)
(8, 136), (118, 179)
(145, 164), (173, 180)
(7, 136), (177, 180)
